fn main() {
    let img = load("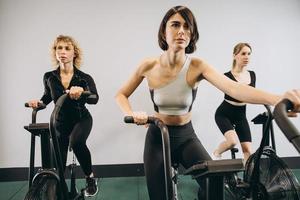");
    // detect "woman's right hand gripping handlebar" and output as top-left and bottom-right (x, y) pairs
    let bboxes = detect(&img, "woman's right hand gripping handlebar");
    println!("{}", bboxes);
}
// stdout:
(129, 111), (149, 126)
(26, 100), (44, 109)
(115, 78), (150, 126)
(281, 89), (300, 117)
